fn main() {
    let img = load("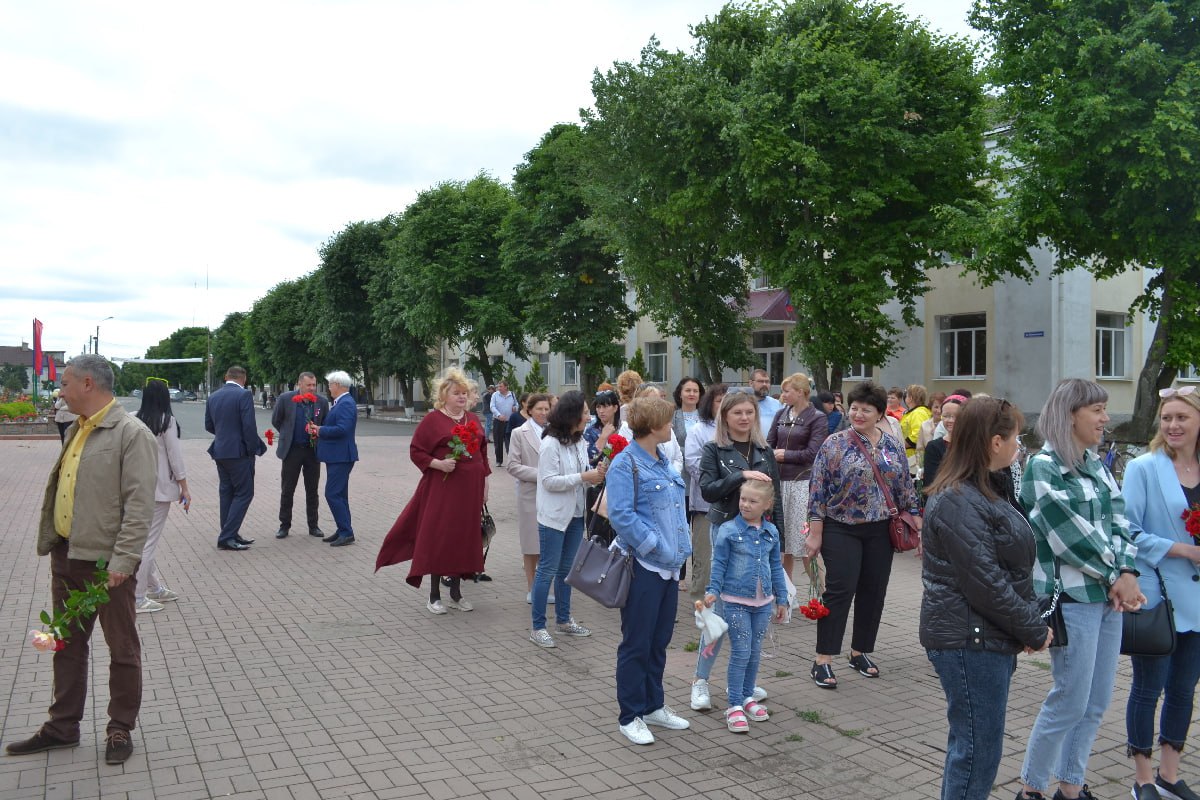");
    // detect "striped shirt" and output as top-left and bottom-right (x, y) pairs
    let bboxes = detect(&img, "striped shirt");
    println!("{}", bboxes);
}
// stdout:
(1018, 445), (1137, 603)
